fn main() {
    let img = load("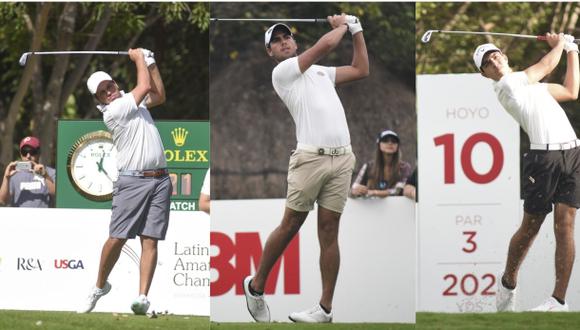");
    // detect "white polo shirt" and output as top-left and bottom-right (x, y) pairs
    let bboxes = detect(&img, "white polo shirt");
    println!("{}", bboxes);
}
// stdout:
(494, 71), (577, 144)
(99, 92), (167, 171)
(272, 56), (350, 147)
